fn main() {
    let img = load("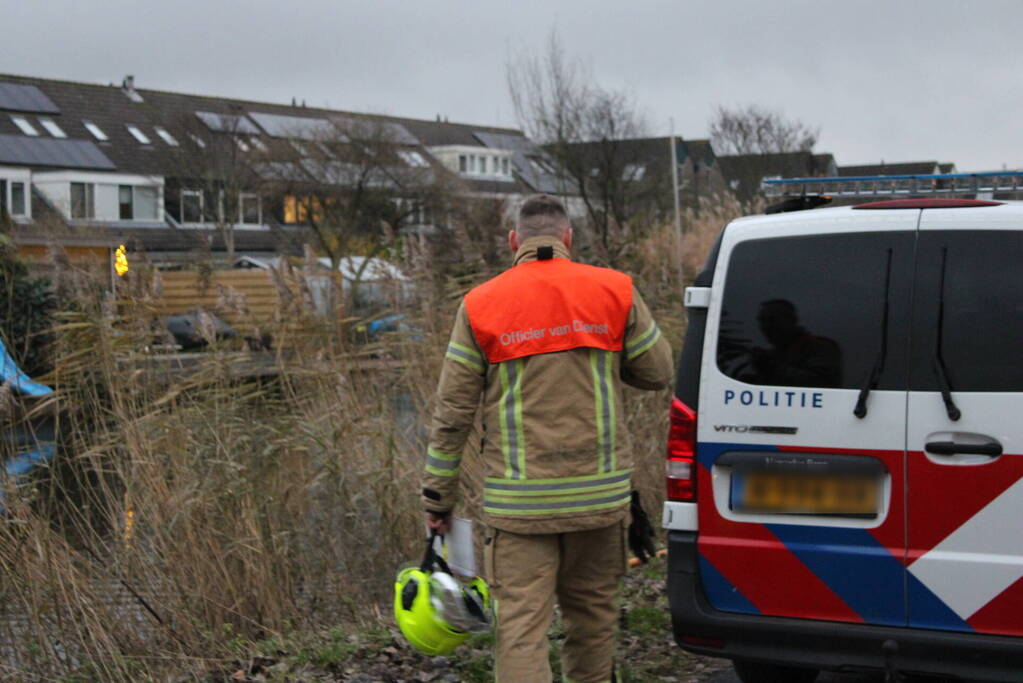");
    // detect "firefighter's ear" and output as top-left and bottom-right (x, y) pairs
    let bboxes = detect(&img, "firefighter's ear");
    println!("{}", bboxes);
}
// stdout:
(562, 226), (573, 251)
(508, 229), (520, 253)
